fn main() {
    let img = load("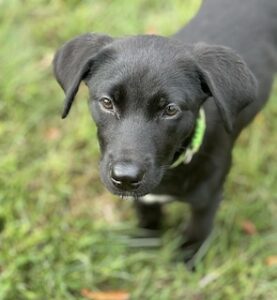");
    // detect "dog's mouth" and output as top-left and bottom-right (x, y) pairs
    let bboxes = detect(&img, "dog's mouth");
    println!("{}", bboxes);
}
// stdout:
(104, 175), (163, 198)
(112, 190), (150, 199)
(103, 182), (157, 198)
